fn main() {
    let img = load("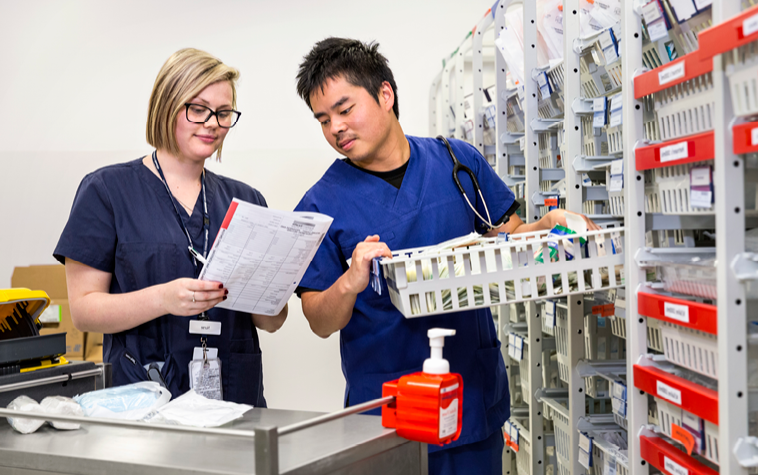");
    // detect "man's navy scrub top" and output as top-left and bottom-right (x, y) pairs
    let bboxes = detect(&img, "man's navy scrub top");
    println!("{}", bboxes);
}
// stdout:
(54, 158), (267, 406)
(294, 136), (516, 451)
